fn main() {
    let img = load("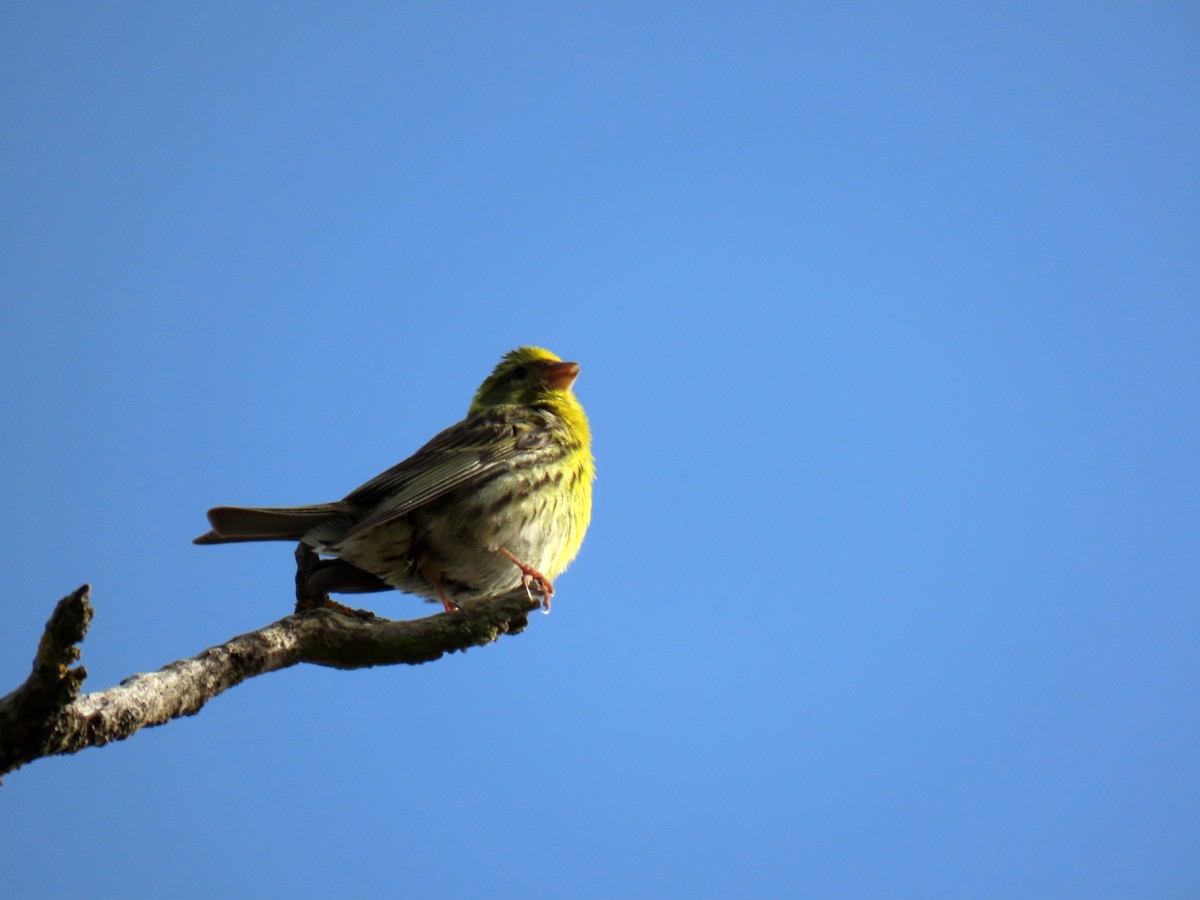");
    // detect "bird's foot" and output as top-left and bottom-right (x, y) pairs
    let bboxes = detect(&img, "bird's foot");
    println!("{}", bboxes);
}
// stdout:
(498, 547), (555, 613)
(420, 563), (461, 613)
